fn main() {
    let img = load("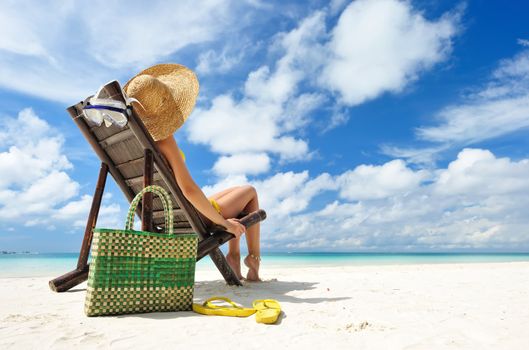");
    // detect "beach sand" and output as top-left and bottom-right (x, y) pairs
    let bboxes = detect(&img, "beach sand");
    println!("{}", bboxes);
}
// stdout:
(1, 262), (528, 349)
